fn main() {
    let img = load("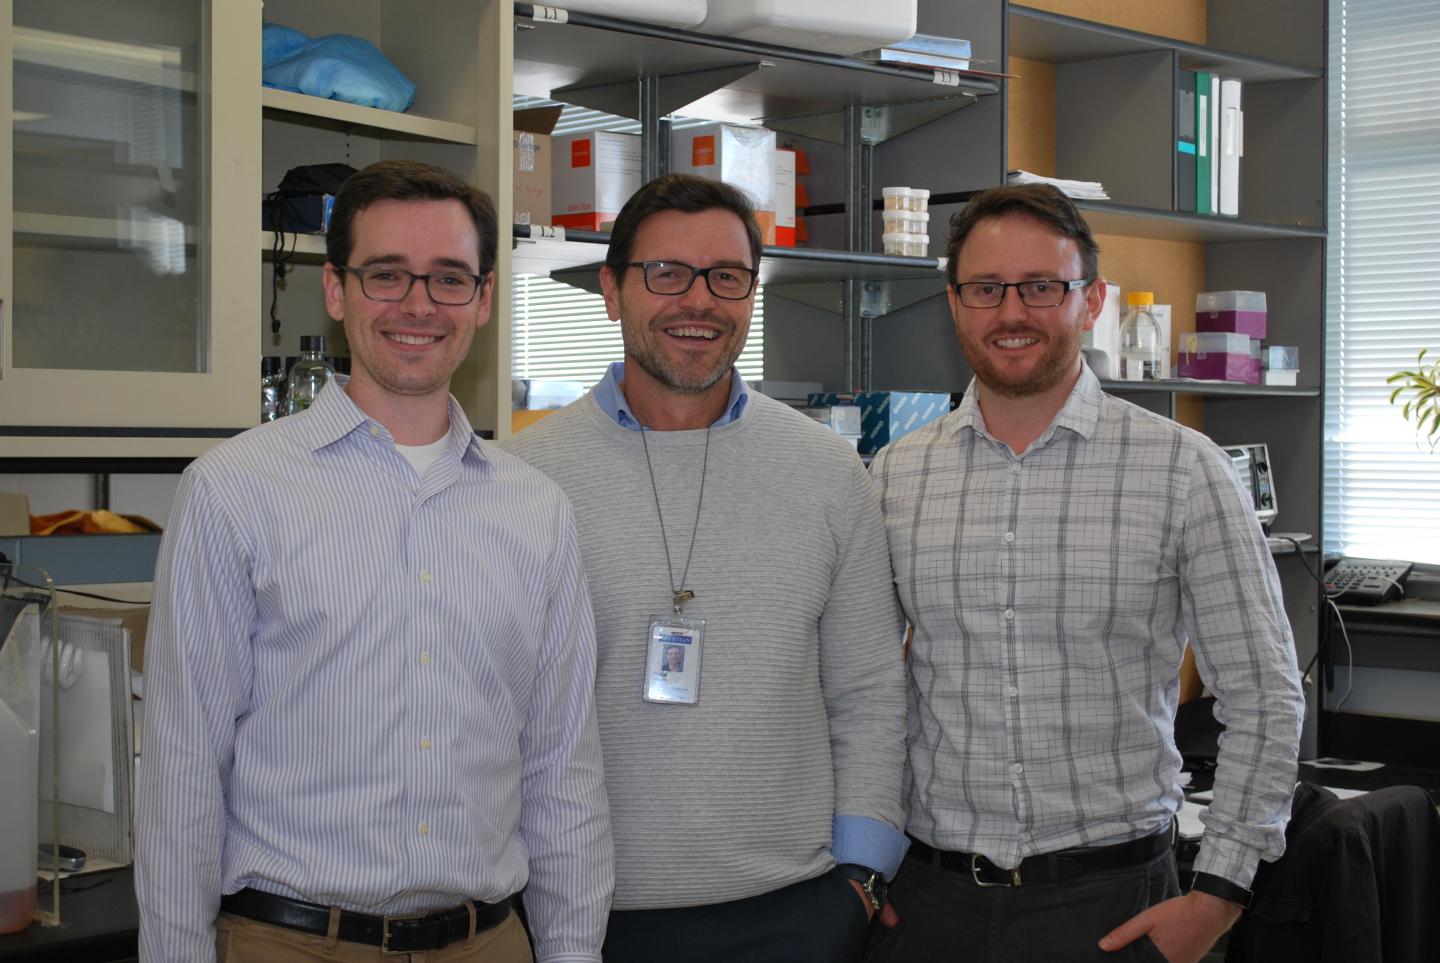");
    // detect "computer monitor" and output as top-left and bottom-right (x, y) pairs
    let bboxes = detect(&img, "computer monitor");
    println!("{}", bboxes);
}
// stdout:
(1222, 442), (1277, 531)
